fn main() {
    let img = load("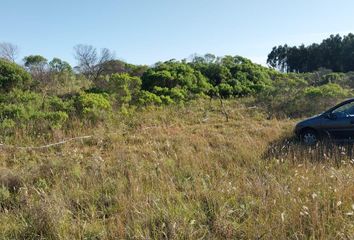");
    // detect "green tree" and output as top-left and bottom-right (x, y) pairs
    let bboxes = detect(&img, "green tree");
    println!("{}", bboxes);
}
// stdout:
(49, 58), (72, 73)
(23, 55), (48, 71)
(267, 33), (354, 73)
(23, 55), (48, 83)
